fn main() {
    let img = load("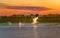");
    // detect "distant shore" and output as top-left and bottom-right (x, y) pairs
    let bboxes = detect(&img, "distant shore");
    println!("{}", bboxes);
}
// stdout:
(0, 14), (60, 23)
(0, 22), (60, 24)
